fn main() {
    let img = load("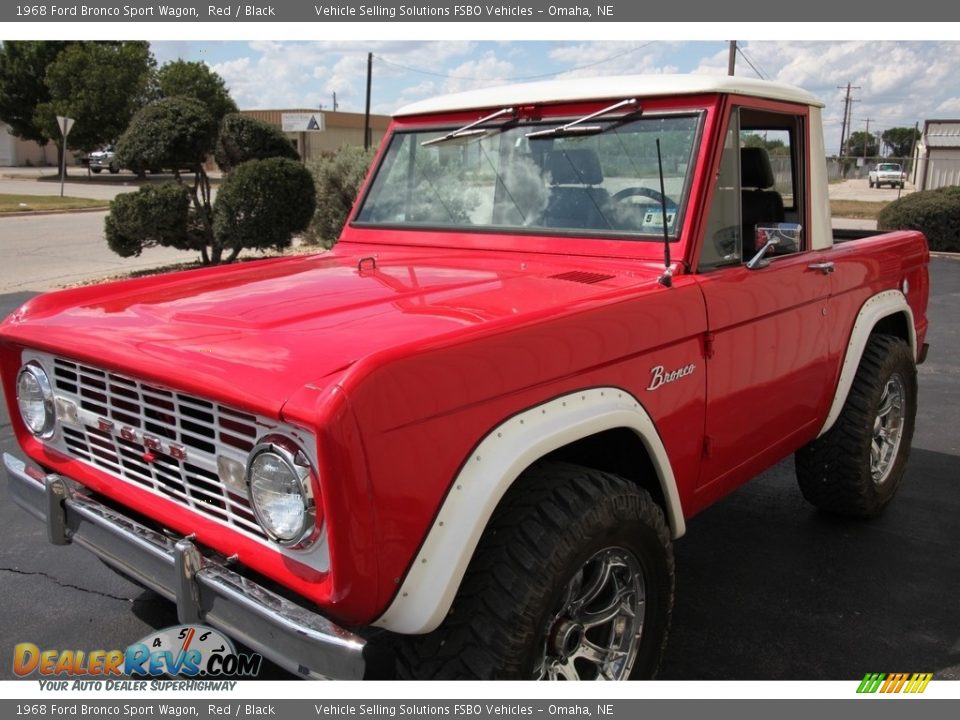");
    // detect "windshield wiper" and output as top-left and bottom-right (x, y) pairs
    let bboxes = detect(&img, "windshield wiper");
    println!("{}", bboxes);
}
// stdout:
(422, 106), (516, 146)
(526, 98), (641, 139)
